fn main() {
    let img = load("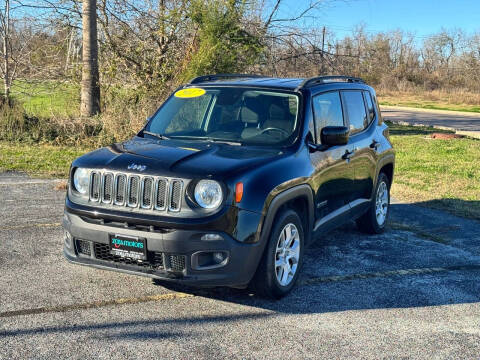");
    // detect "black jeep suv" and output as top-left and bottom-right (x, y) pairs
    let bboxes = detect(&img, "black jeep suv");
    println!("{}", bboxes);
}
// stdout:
(63, 74), (395, 298)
